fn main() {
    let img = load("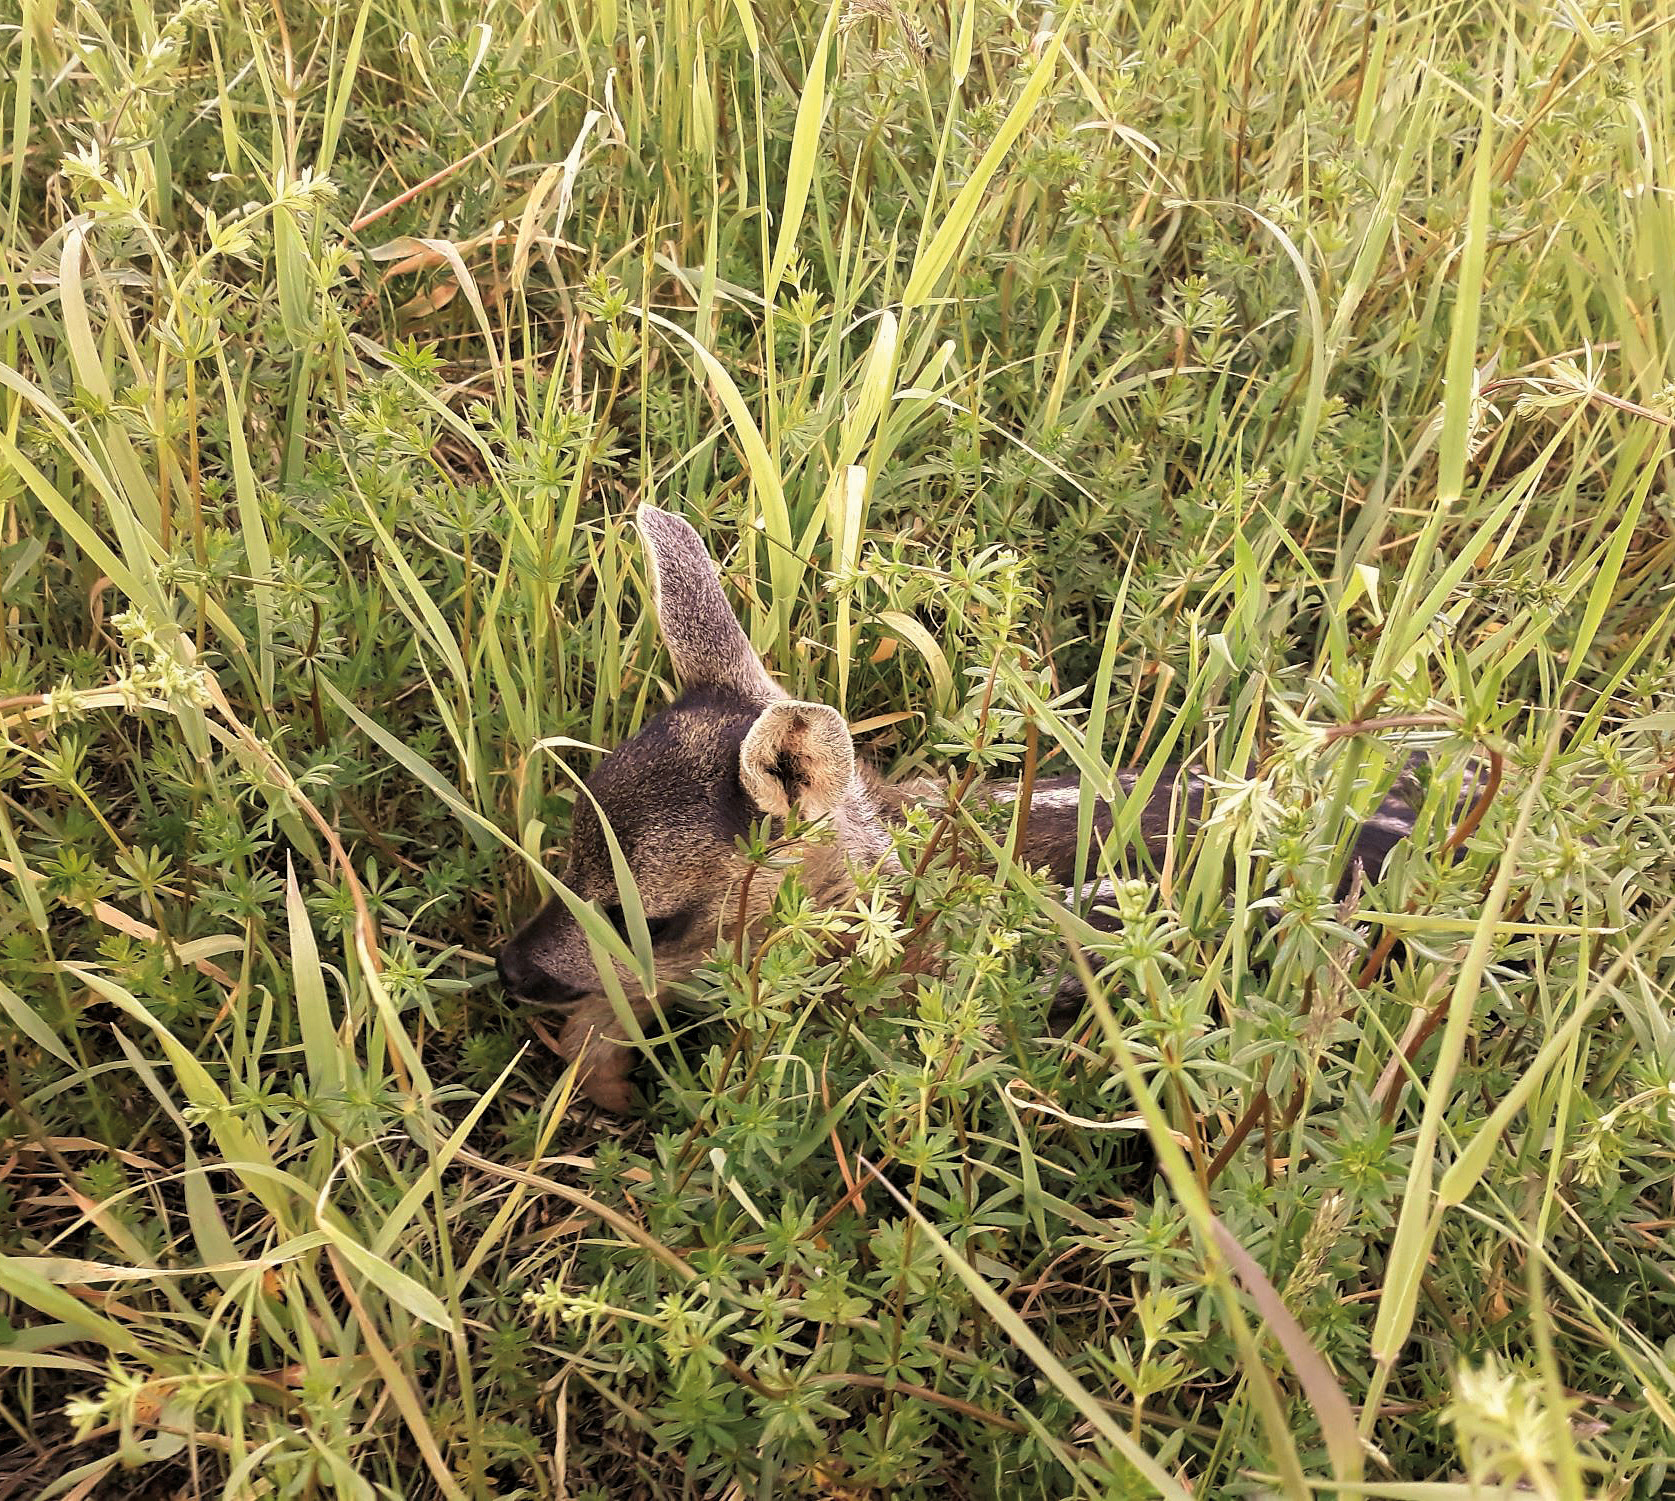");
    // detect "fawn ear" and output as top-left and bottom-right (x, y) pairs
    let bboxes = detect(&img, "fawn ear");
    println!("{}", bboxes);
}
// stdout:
(740, 701), (855, 820)
(636, 506), (779, 701)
